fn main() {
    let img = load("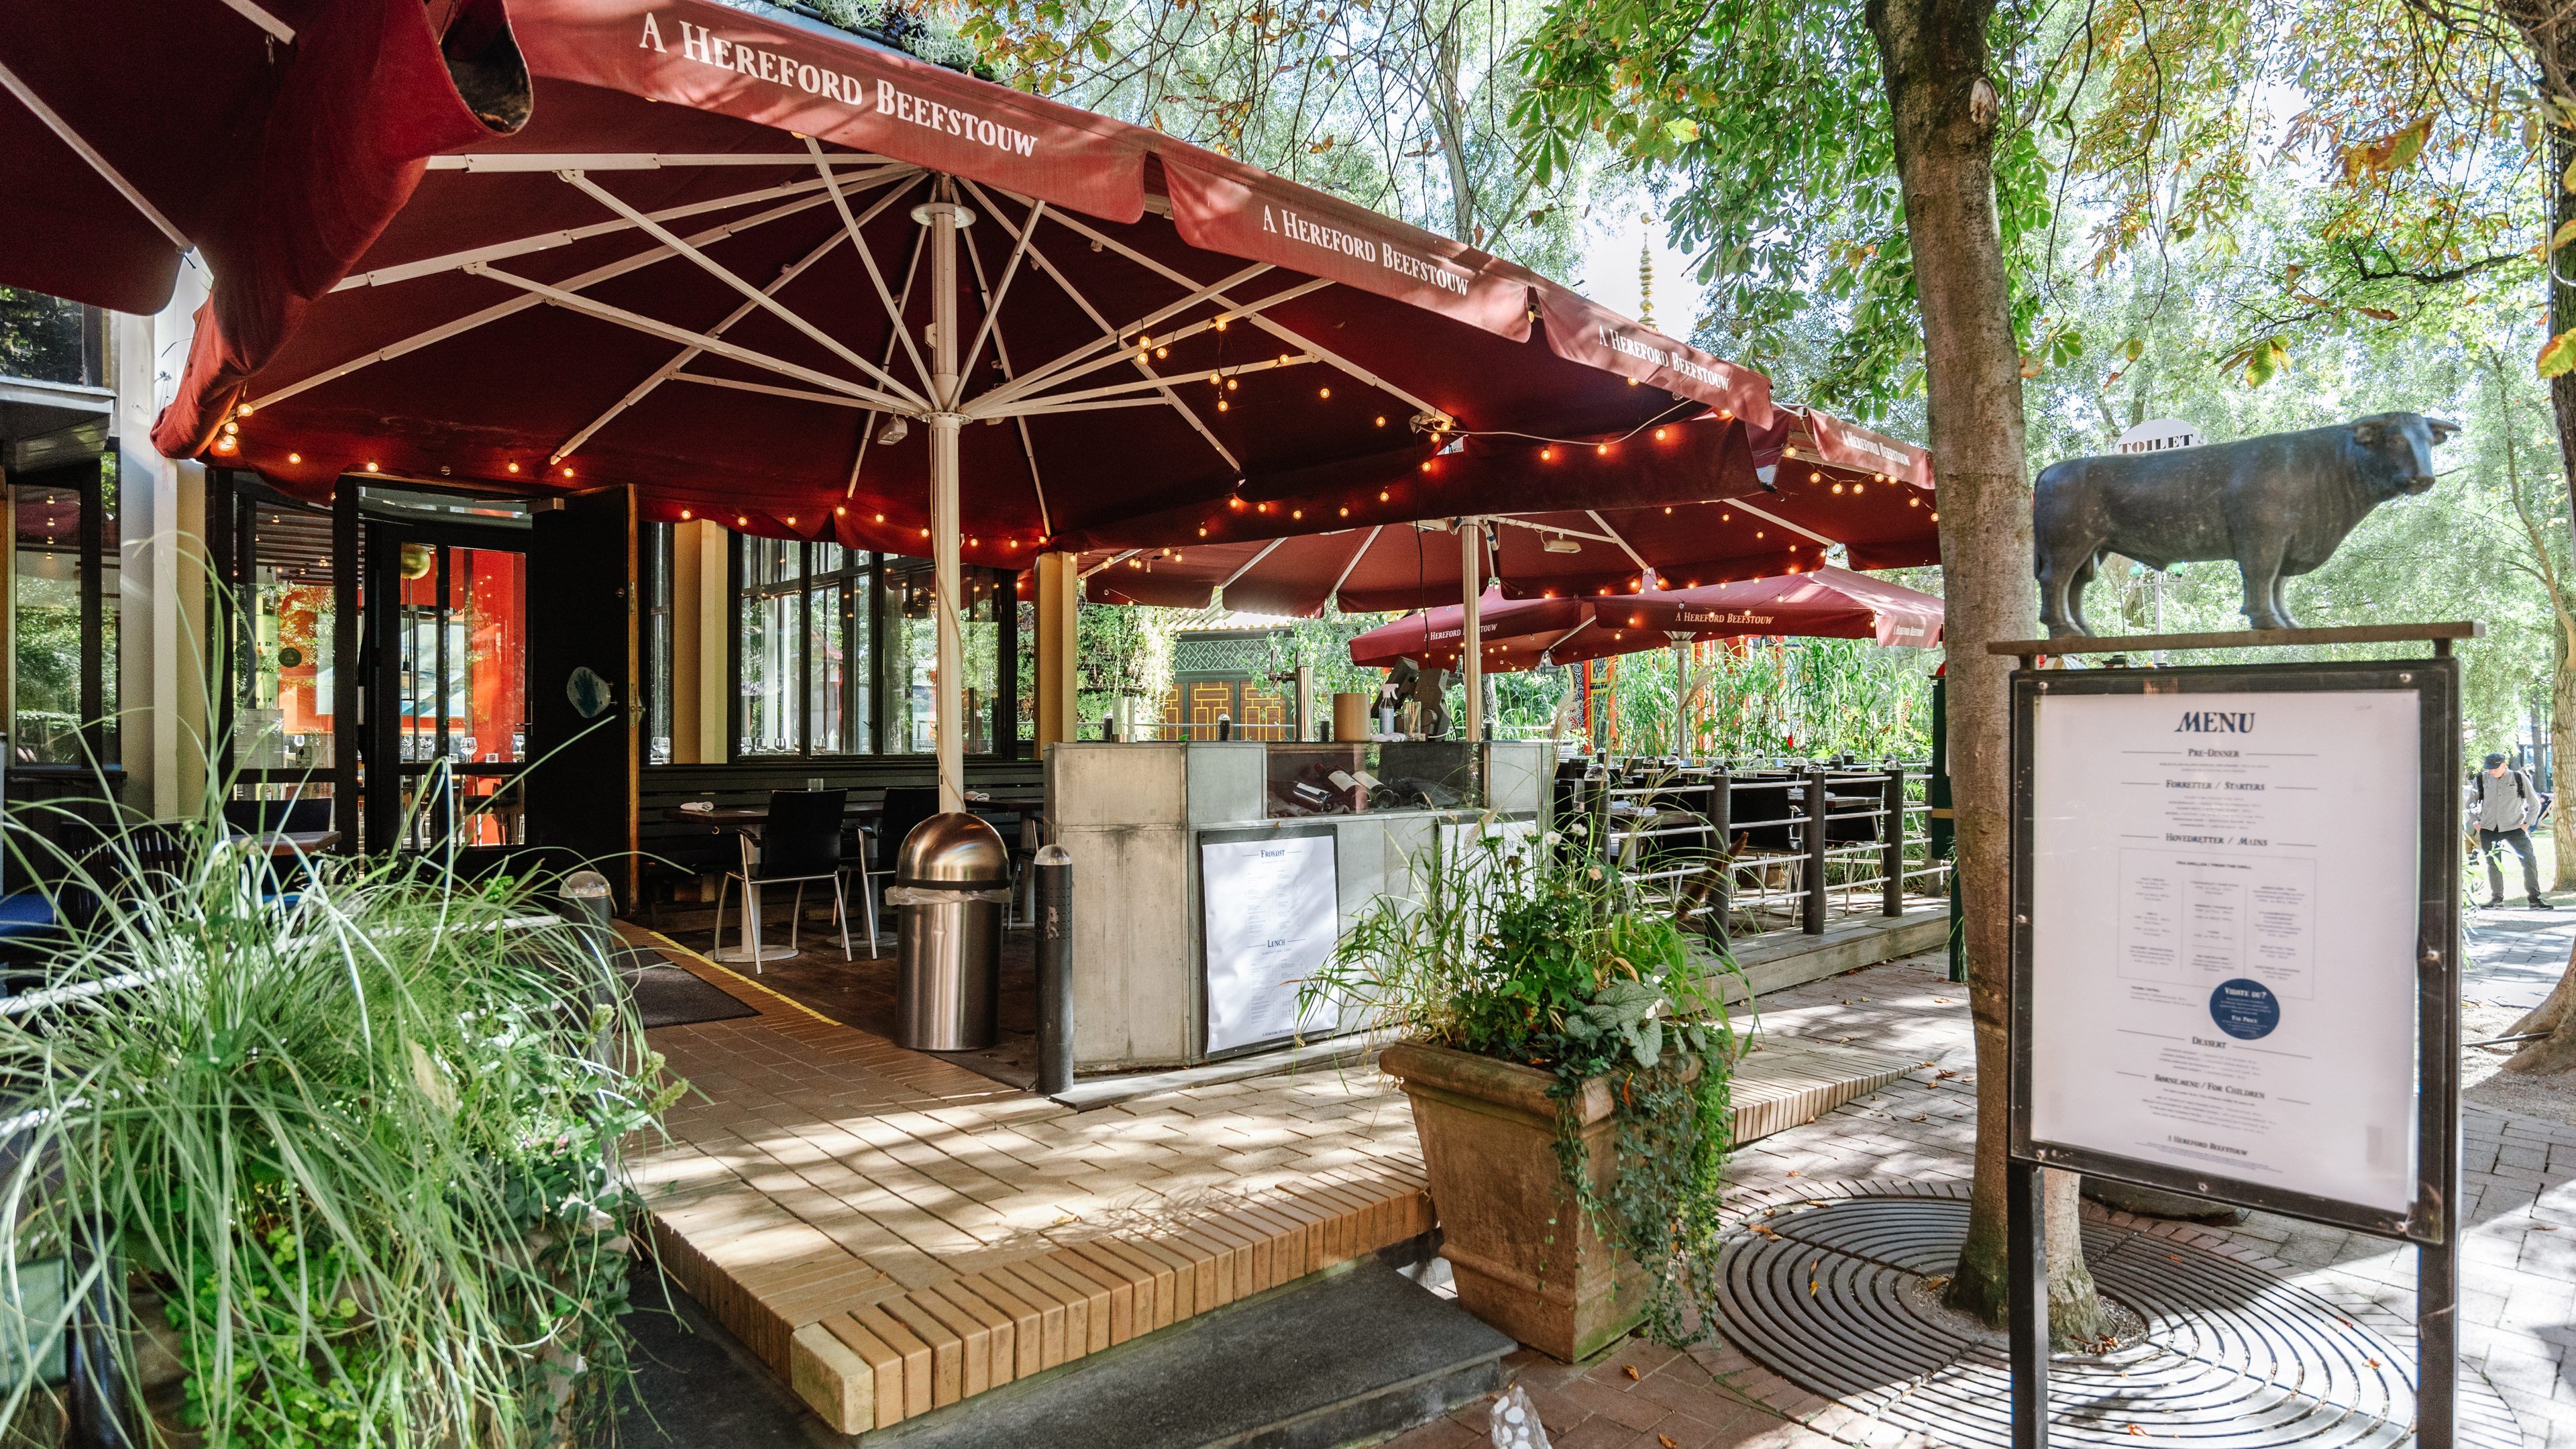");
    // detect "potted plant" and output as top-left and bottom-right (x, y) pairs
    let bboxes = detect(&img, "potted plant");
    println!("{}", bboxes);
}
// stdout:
(1303, 820), (1739, 1360)
(0, 786), (679, 1446)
